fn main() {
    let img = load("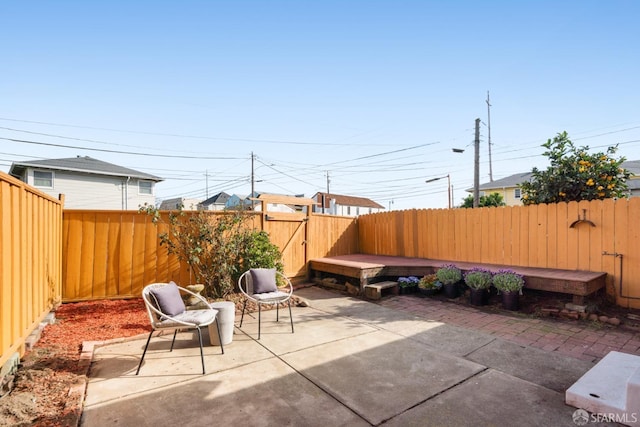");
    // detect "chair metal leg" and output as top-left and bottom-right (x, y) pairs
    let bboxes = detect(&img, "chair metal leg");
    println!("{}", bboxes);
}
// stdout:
(288, 299), (294, 333)
(170, 330), (178, 352)
(196, 327), (205, 375)
(258, 303), (261, 340)
(215, 320), (225, 354)
(136, 330), (154, 375)
(239, 299), (247, 327)
(276, 302), (280, 322)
